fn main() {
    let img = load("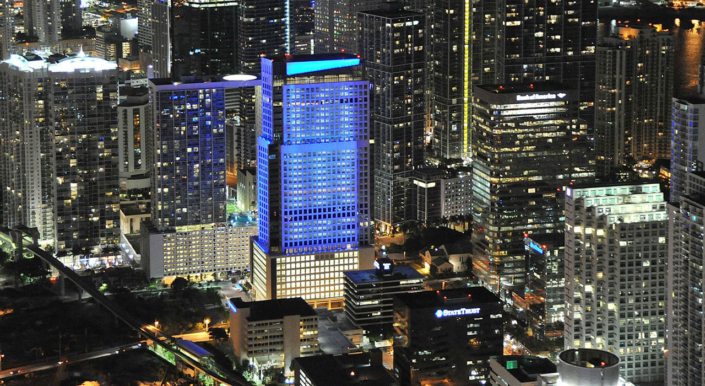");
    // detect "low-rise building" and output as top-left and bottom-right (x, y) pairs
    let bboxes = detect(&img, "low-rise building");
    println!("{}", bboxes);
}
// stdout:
(237, 168), (257, 212)
(489, 356), (557, 386)
(229, 297), (319, 376)
(140, 218), (257, 280)
(343, 258), (425, 332)
(420, 238), (473, 273)
(393, 287), (504, 385)
(291, 350), (395, 386)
